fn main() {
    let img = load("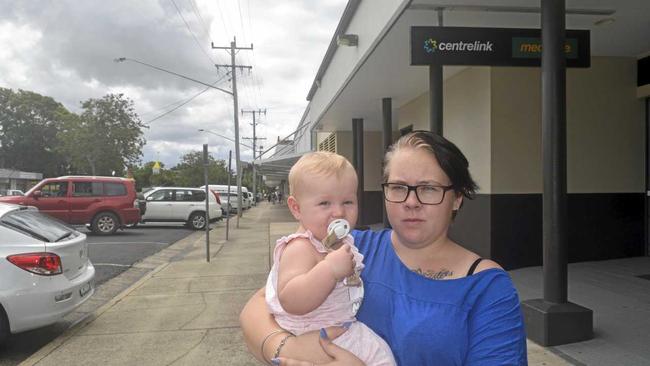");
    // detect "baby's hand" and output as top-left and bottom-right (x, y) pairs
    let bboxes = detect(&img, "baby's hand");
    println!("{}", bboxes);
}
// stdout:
(324, 244), (355, 281)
